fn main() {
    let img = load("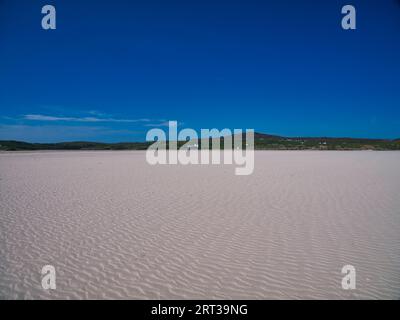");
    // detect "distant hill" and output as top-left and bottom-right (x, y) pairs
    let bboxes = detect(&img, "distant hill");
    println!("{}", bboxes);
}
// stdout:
(0, 141), (151, 151)
(1, 133), (400, 151)
(251, 133), (400, 150)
